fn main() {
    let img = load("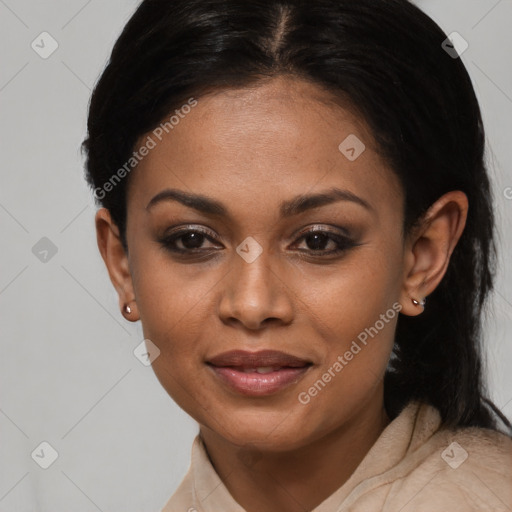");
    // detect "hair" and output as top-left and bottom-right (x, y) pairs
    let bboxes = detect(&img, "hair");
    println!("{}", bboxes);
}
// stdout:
(82, 0), (511, 433)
